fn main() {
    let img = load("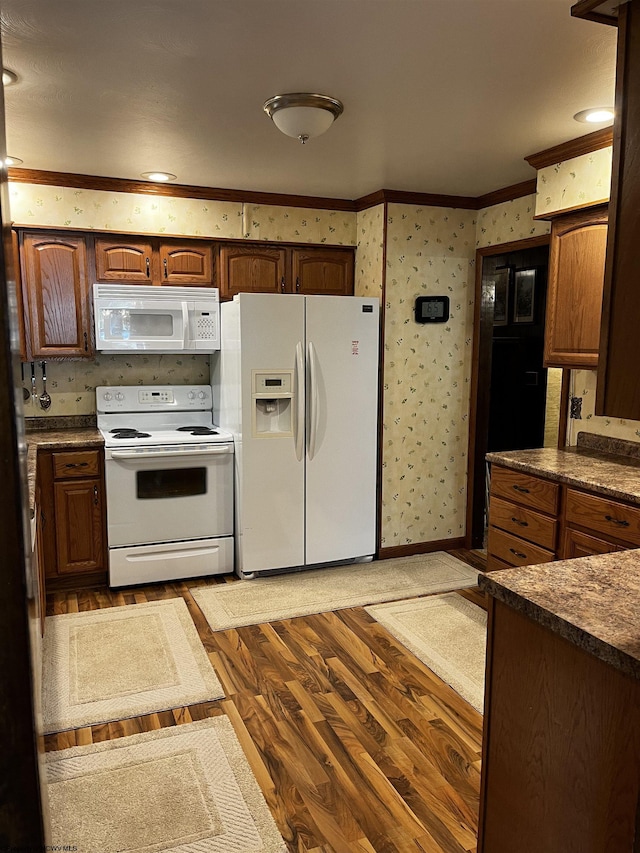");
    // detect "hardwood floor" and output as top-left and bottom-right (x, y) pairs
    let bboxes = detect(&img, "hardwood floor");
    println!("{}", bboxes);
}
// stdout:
(44, 555), (485, 853)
